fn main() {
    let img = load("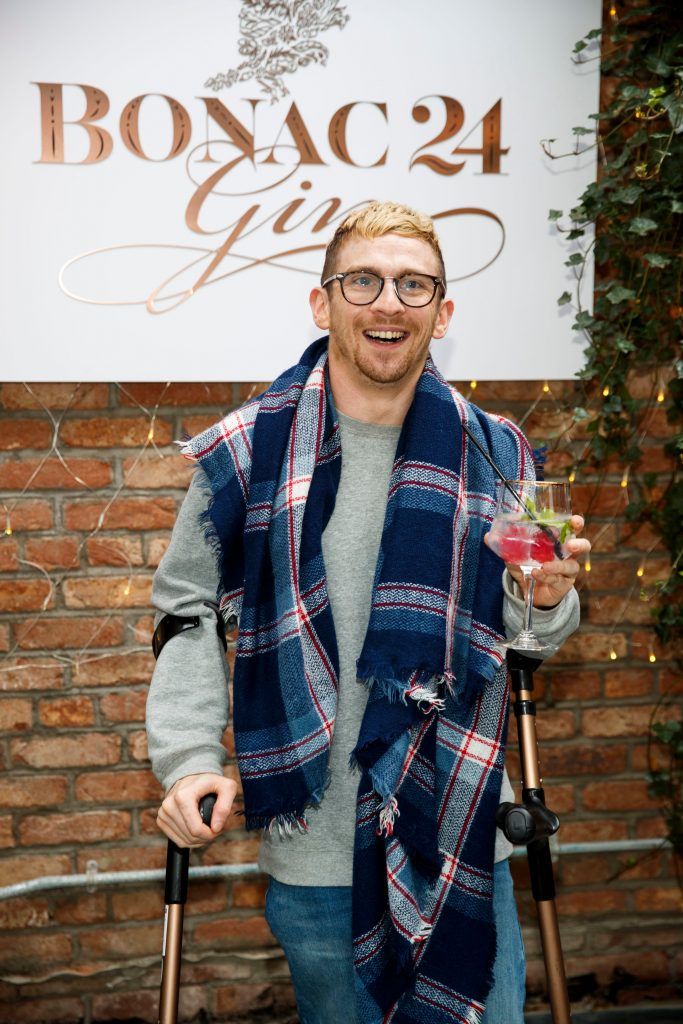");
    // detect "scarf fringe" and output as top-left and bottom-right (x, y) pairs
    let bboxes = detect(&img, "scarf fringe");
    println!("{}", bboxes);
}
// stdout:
(241, 777), (330, 835)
